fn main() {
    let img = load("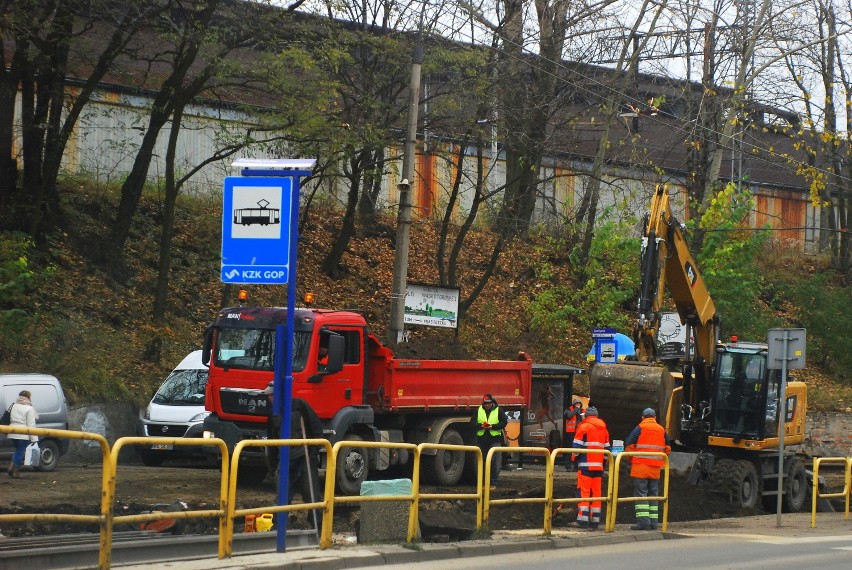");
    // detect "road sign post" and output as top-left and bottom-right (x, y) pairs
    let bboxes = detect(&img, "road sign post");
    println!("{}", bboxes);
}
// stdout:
(221, 158), (315, 552)
(591, 327), (617, 363)
(767, 328), (806, 528)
